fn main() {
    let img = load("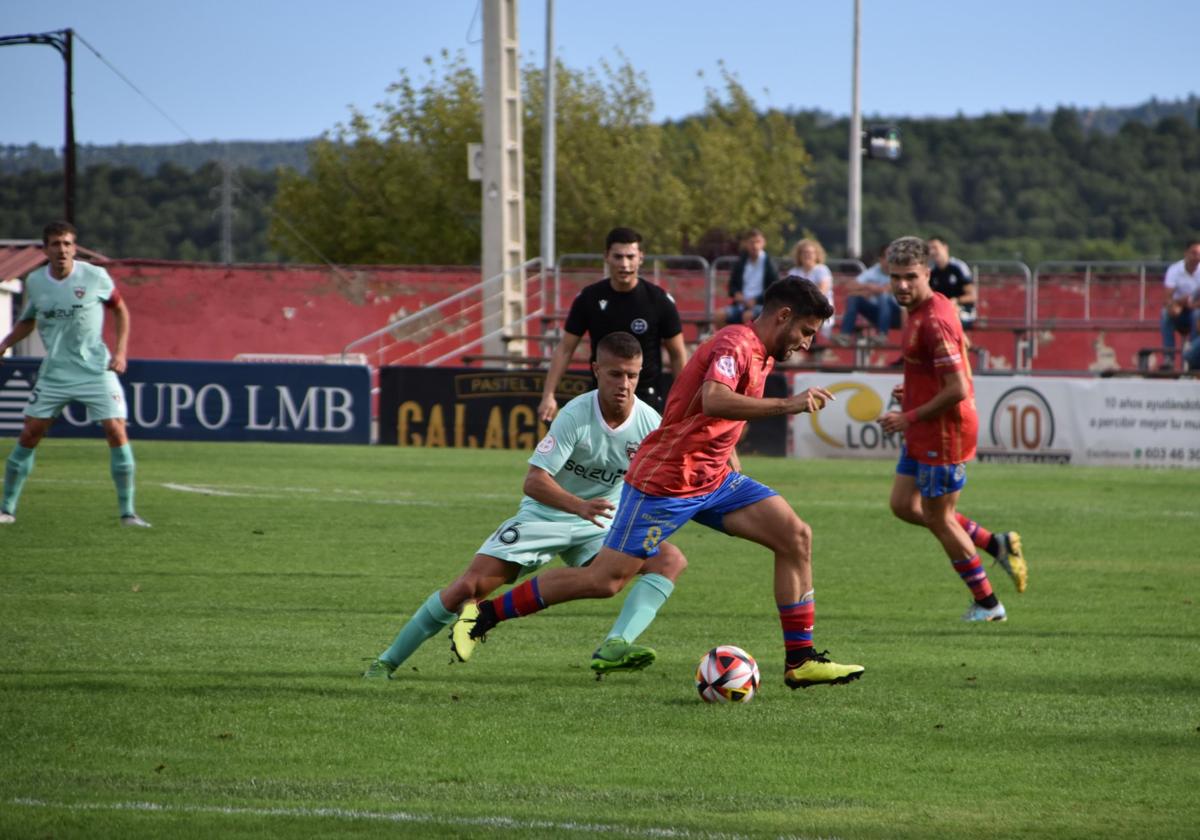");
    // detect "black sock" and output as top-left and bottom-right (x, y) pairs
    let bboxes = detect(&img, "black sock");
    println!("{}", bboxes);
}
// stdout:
(976, 593), (1000, 609)
(984, 534), (1001, 557)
